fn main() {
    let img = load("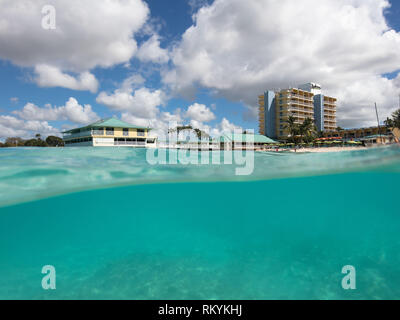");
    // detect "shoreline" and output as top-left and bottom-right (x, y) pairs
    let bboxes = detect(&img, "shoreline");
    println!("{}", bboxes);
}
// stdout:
(287, 146), (366, 153)
(284, 145), (399, 153)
